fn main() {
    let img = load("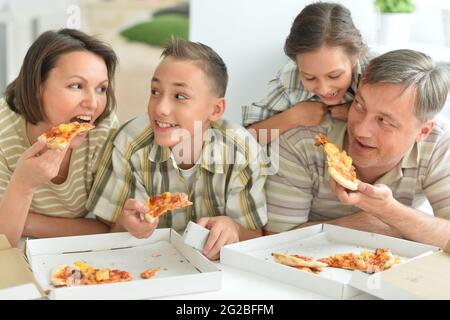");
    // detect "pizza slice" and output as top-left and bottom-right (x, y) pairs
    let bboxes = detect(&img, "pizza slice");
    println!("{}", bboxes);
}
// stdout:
(50, 261), (132, 287)
(315, 133), (360, 191)
(272, 252), (328, 274)
(318, 248), (400, 274)
(144, 192), (193, 223)
(38, 121), (95, 150)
